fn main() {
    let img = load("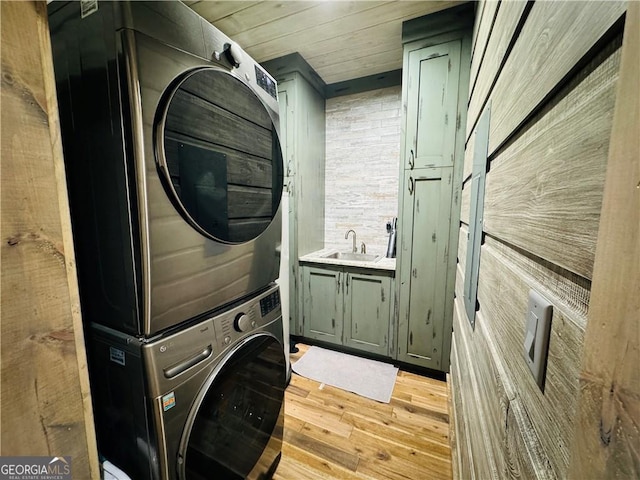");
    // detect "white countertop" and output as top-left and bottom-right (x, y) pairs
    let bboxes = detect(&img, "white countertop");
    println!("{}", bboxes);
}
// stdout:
(299, 248), (396, 272)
